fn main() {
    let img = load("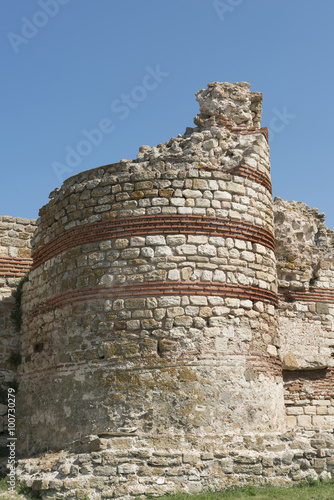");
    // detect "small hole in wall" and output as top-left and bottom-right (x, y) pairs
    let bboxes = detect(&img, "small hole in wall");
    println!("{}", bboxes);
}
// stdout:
(34, 343), (44, 353)
(283, 369), (327, 382)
